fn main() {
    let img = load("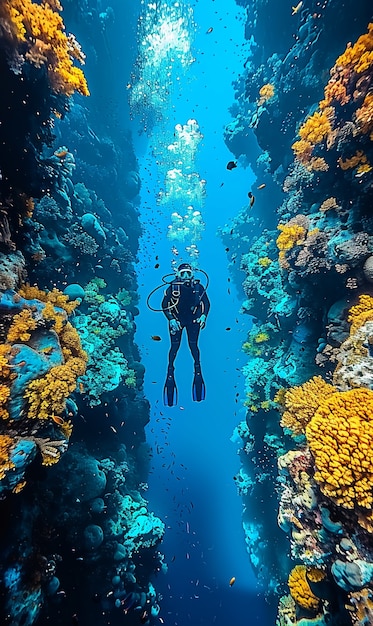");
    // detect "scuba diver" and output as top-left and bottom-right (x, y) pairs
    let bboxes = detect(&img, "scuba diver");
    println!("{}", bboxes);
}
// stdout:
(147, 263), (210, 406)
(161, 263), (210, 406)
